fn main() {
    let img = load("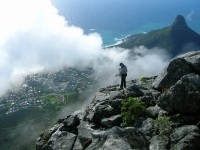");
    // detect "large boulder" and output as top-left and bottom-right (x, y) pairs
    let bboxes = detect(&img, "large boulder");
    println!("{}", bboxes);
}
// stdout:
(178, 51), (200, 73)
(158, 74), (200, 114)
(86, 127), (148, 150)
(101, 114), (122, 128)
(170, 125), (200, 150)
(153, 51), (200, 90)
(75, 121), (94, 149)
(139, 118), (157, 140)
(48, 130), (77, 150)
(152, 58), (193, 90)
(37, 127), (77, 150)
(36, 124), (62, 150)
(149, 135), (169, 150)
